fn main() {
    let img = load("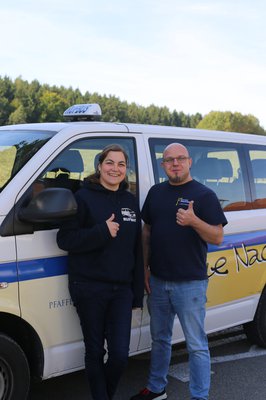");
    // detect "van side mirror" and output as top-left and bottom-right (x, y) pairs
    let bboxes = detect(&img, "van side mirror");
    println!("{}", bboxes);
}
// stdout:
(18, 188), (77, 223)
